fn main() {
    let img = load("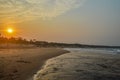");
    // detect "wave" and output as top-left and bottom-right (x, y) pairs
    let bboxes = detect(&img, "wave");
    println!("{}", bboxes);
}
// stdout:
(33, 48), (120, 80)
